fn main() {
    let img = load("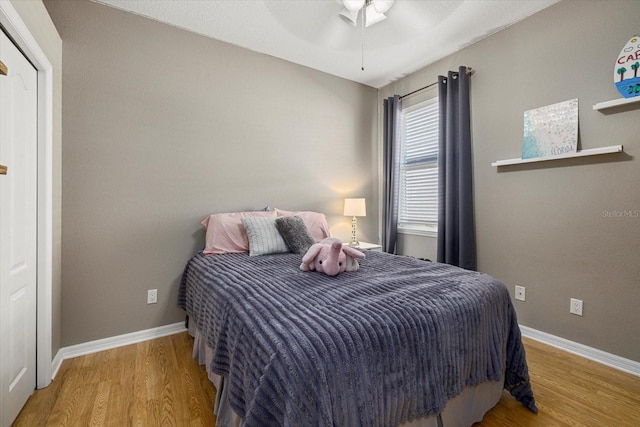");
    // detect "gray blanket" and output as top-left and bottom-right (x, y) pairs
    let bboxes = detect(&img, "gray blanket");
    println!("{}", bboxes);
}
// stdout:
(178, 251), (537, 426)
